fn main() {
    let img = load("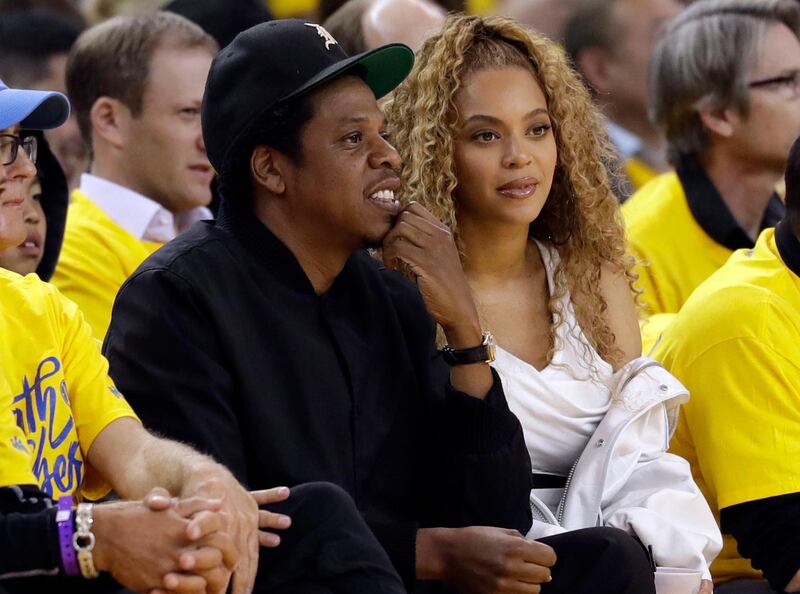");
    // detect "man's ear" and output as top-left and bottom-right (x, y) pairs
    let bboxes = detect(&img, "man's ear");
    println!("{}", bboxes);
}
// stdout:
(89, 96), (130, 150)
(251, 146), (286, 195)
(576, 47), (612, 95)
(697, 100), (737, 140)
